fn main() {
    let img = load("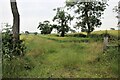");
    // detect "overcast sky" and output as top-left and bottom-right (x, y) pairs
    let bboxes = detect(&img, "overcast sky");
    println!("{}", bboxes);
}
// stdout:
(0, 0), (119, 33)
